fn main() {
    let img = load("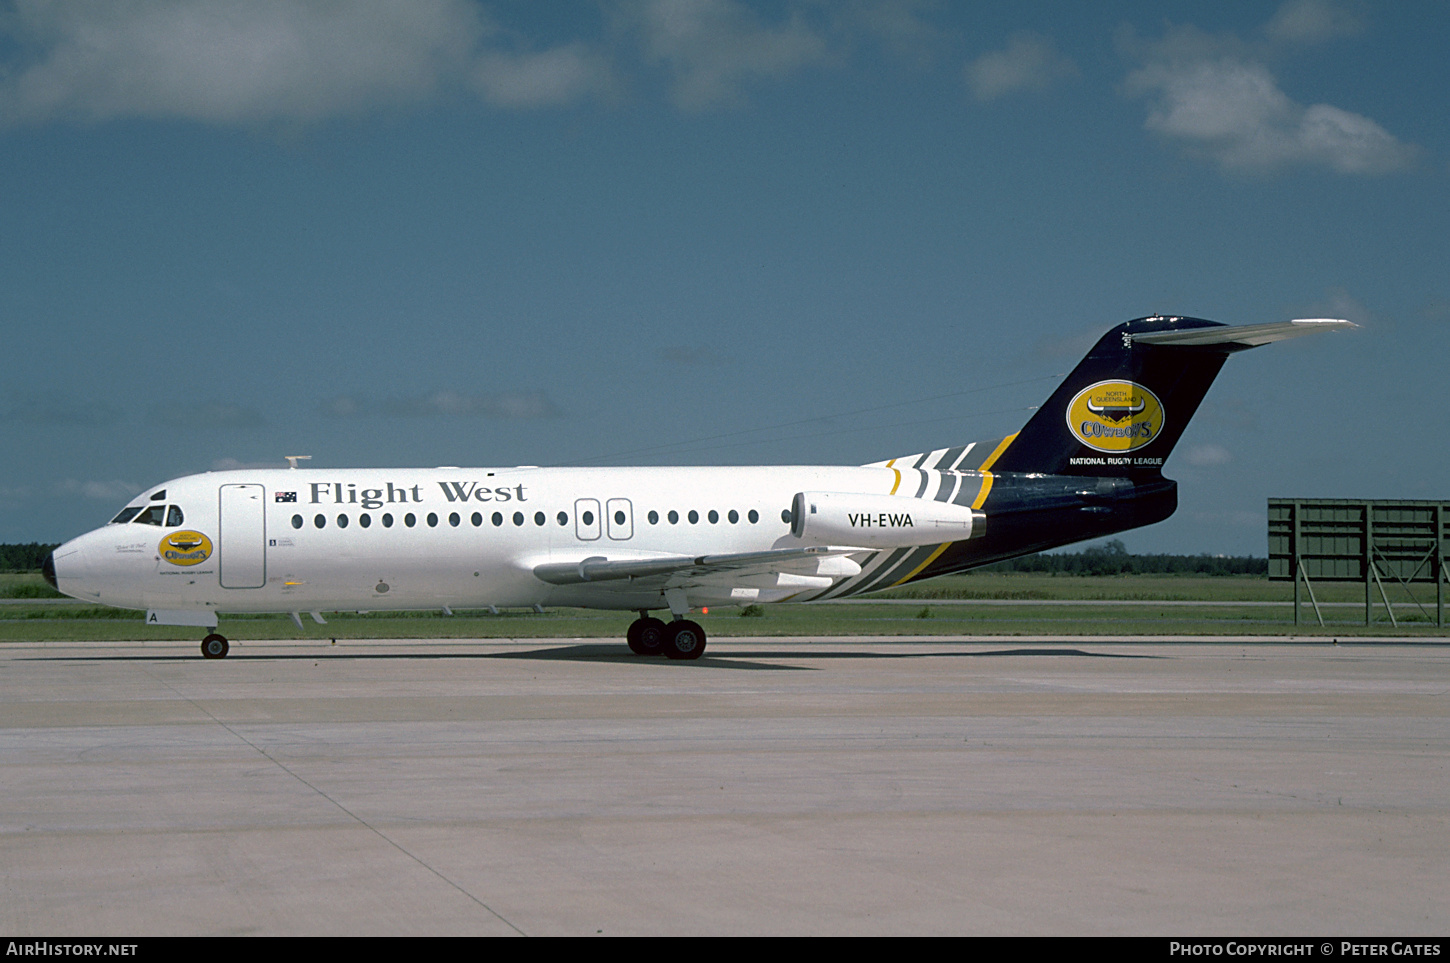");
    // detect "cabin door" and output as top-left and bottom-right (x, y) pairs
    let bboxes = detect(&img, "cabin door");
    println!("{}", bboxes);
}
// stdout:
(218, 484), (266, 589)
